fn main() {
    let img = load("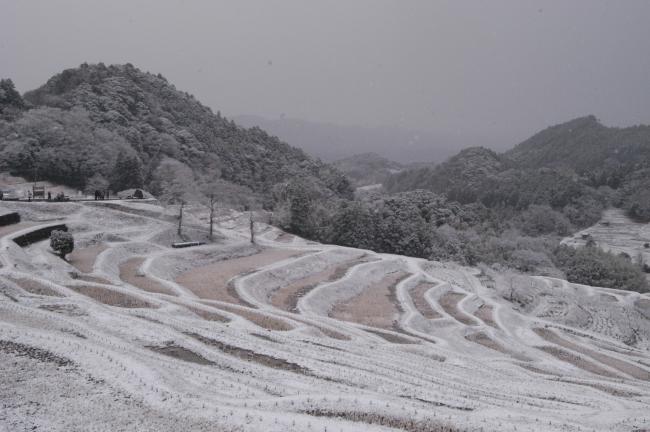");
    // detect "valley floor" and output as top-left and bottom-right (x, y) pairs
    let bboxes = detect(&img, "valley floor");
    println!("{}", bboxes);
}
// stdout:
(1, 200), (650, 432)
